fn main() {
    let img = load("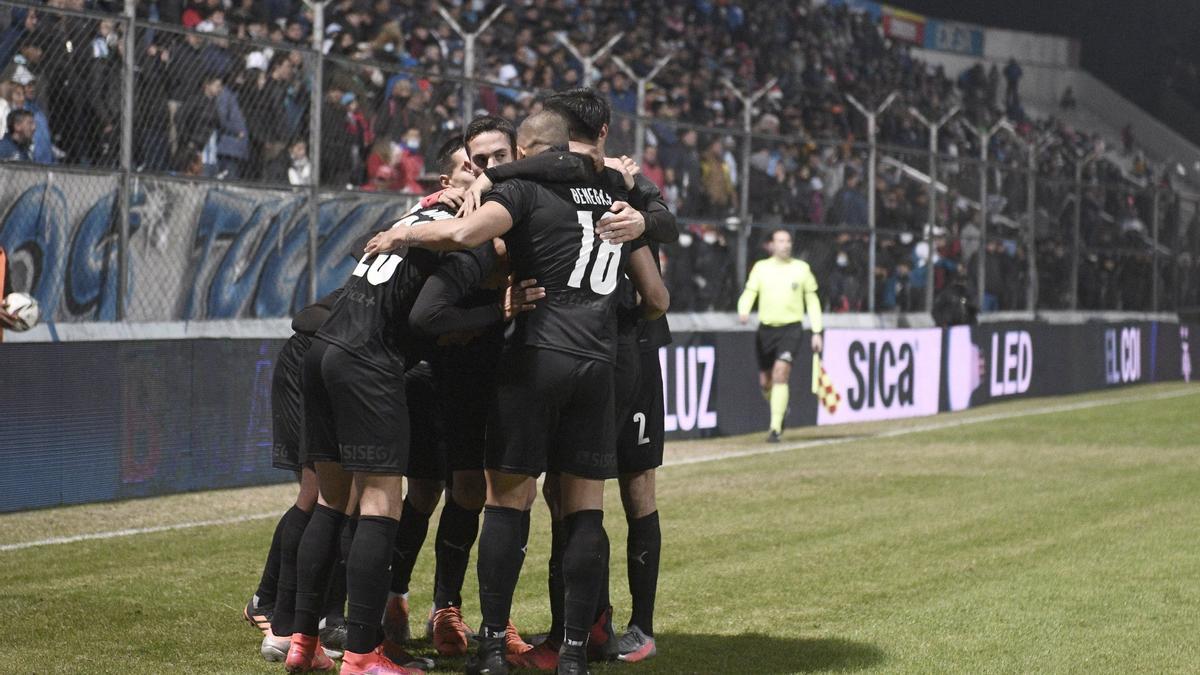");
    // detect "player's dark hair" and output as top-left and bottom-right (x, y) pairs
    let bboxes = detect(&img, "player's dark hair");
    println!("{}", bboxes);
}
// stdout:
(434, 136), (465, 176)
(6, 109), (32, 135)
(464, 115), (516, 153)
(540, 88), (610, 142)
